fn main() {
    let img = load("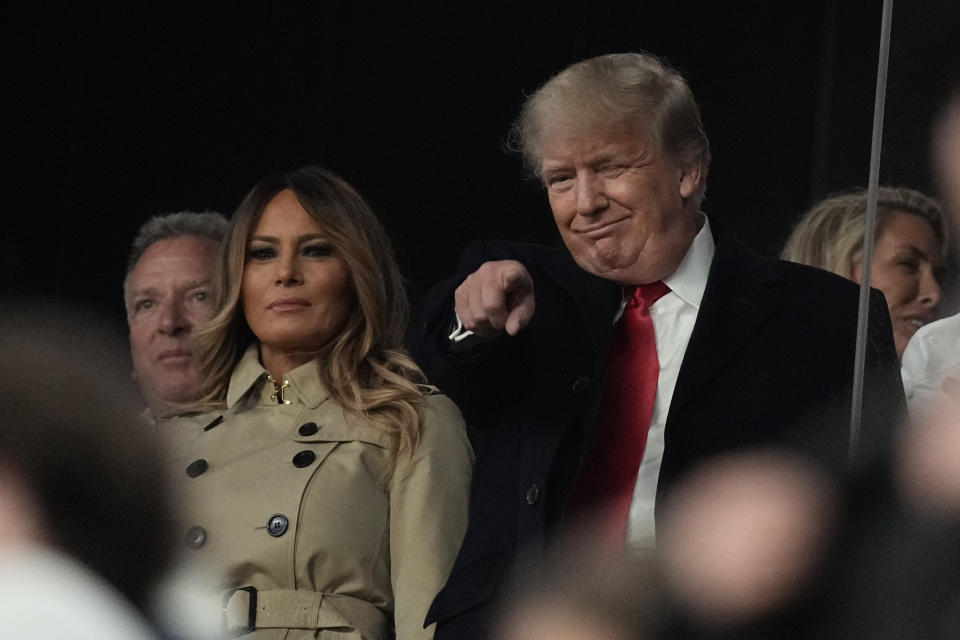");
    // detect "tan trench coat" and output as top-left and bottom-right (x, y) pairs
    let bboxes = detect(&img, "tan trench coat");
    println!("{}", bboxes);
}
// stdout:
(161, 345), (473, 640)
